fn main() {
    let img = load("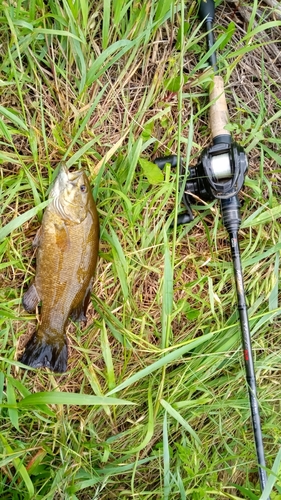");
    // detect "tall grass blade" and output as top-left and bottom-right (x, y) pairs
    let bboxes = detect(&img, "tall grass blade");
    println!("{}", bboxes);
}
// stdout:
(268, 251), (279, 316)
(102, 0), (111, 49)
(258, 447), (281, 500)
(101, 320), (116, 391)
(162, 231), (173, 348)
(0, 434), (34, 497)
(163, 411), (170, 500)
(161, 399), (202, 445)
(107, 227), (129, 300)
